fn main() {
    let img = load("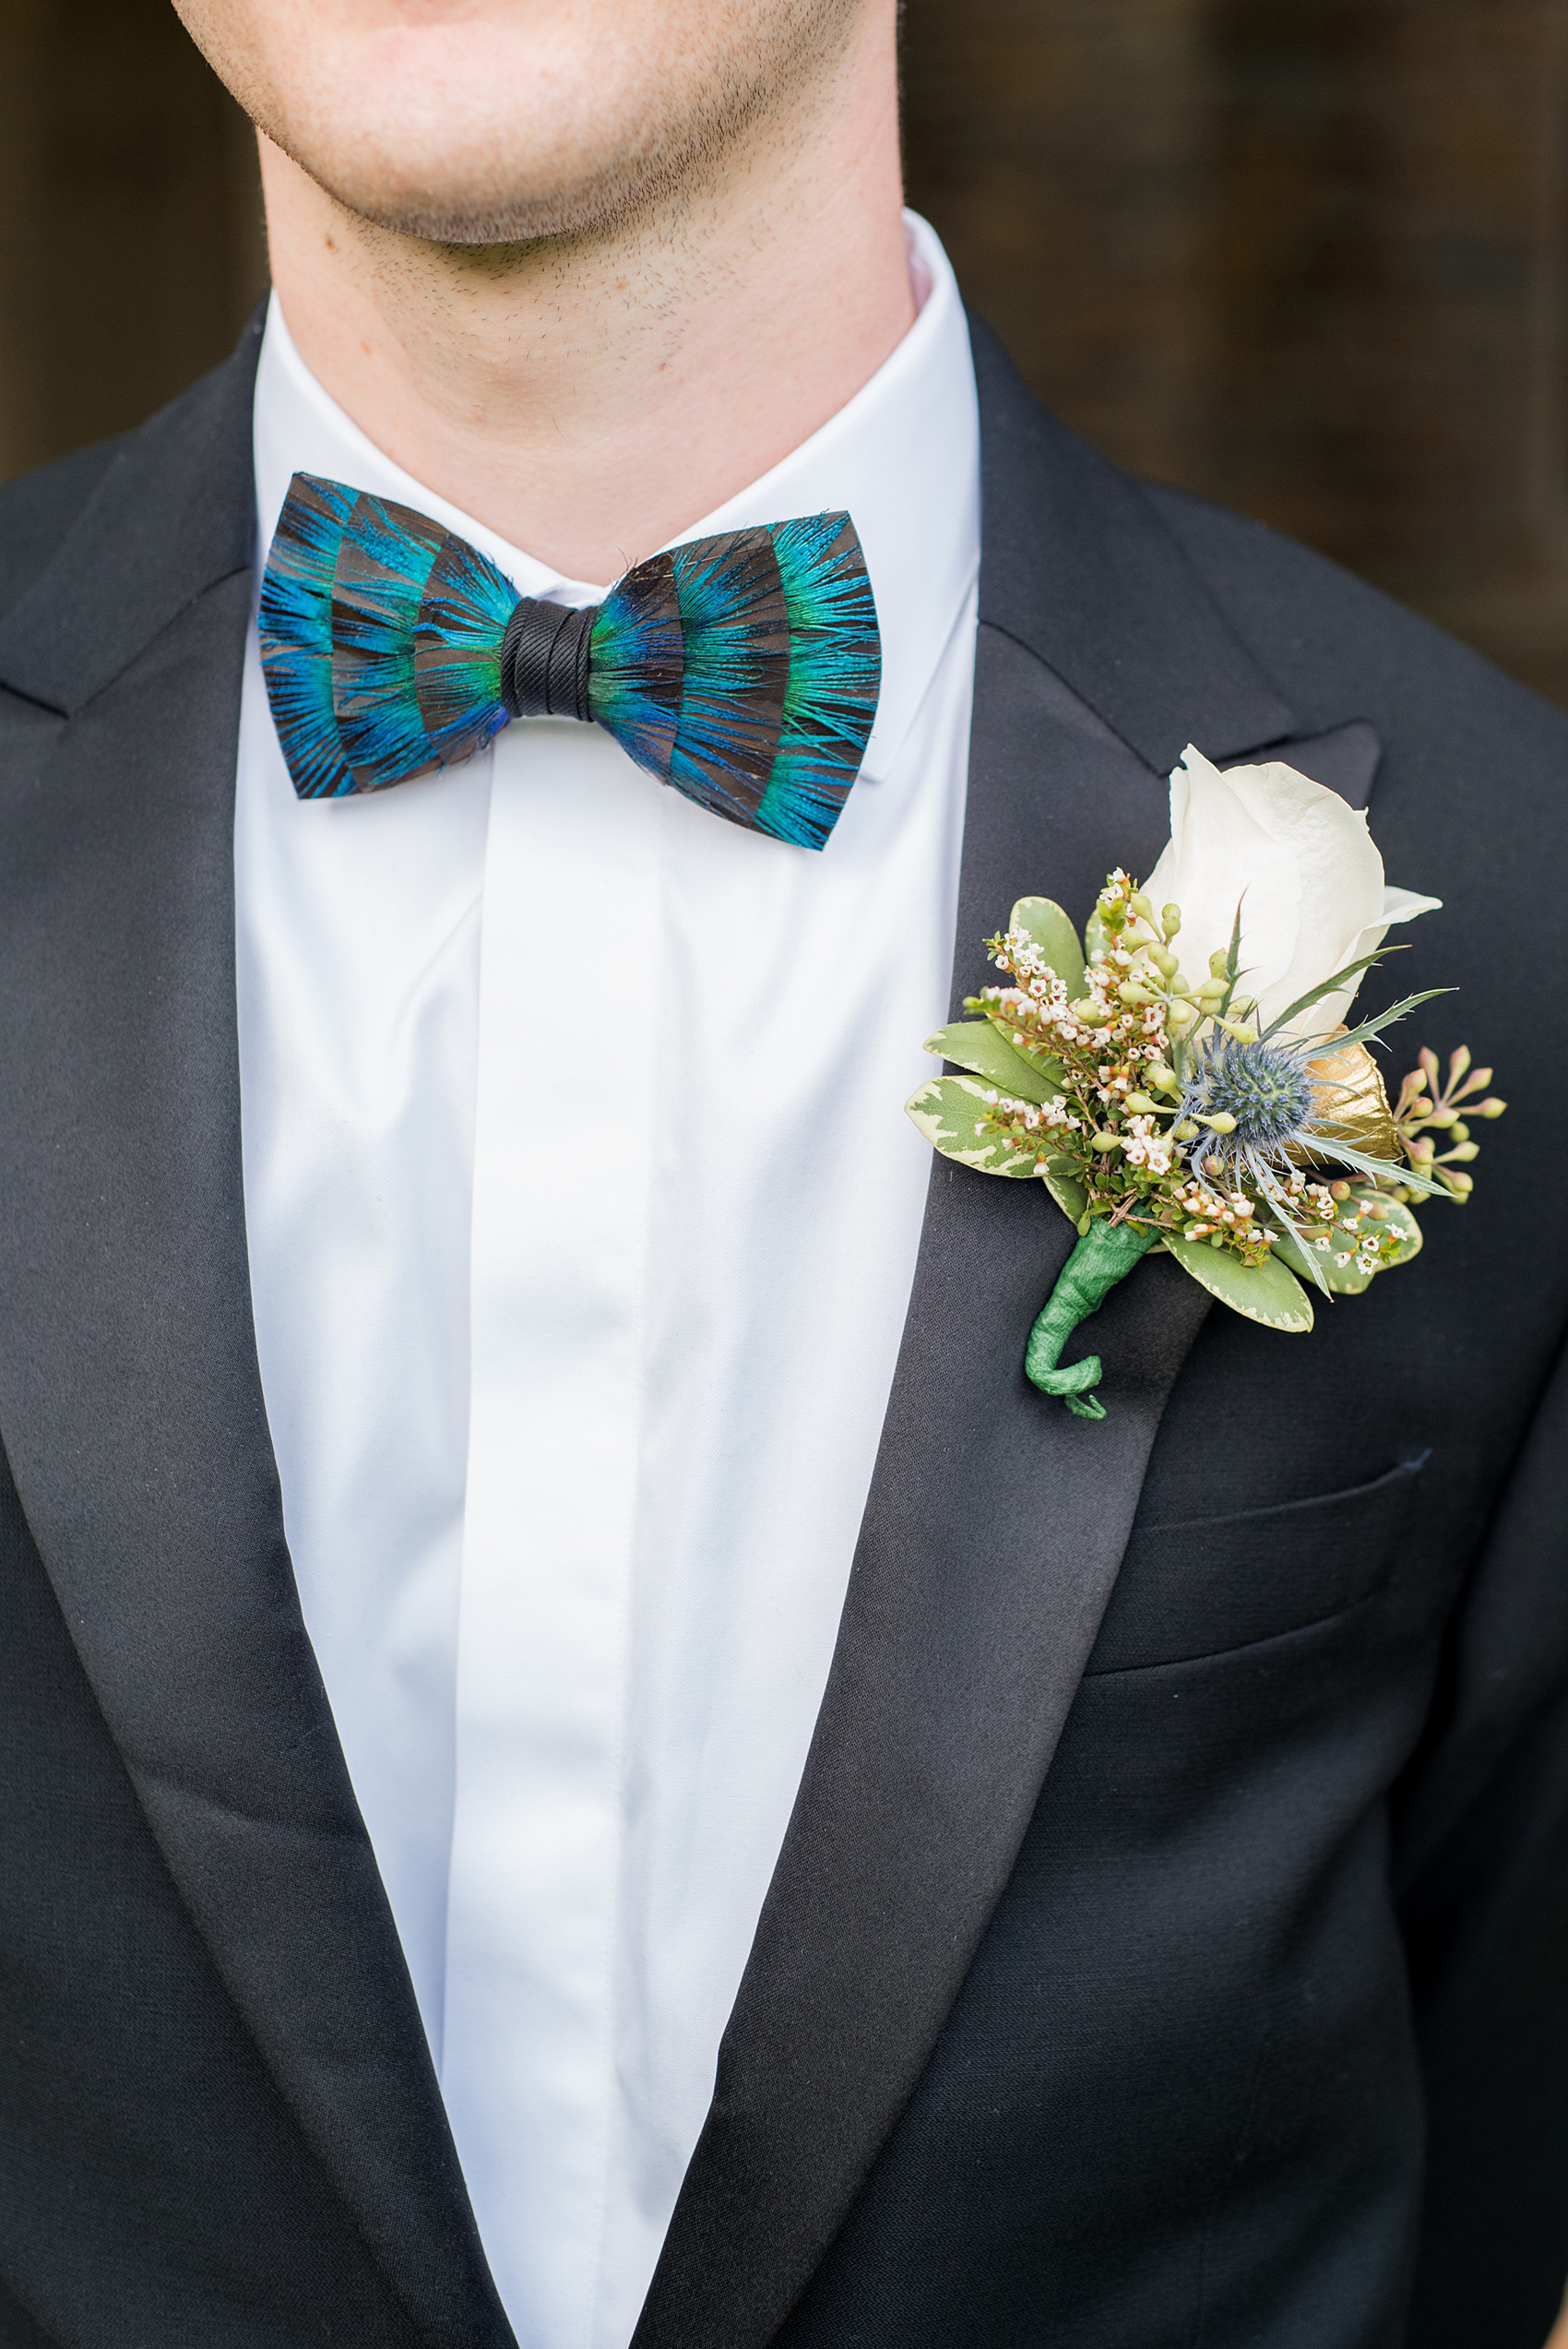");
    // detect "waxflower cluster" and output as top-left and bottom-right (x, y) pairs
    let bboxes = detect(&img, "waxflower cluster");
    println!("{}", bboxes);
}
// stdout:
(966, 866), (1501, 1288)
